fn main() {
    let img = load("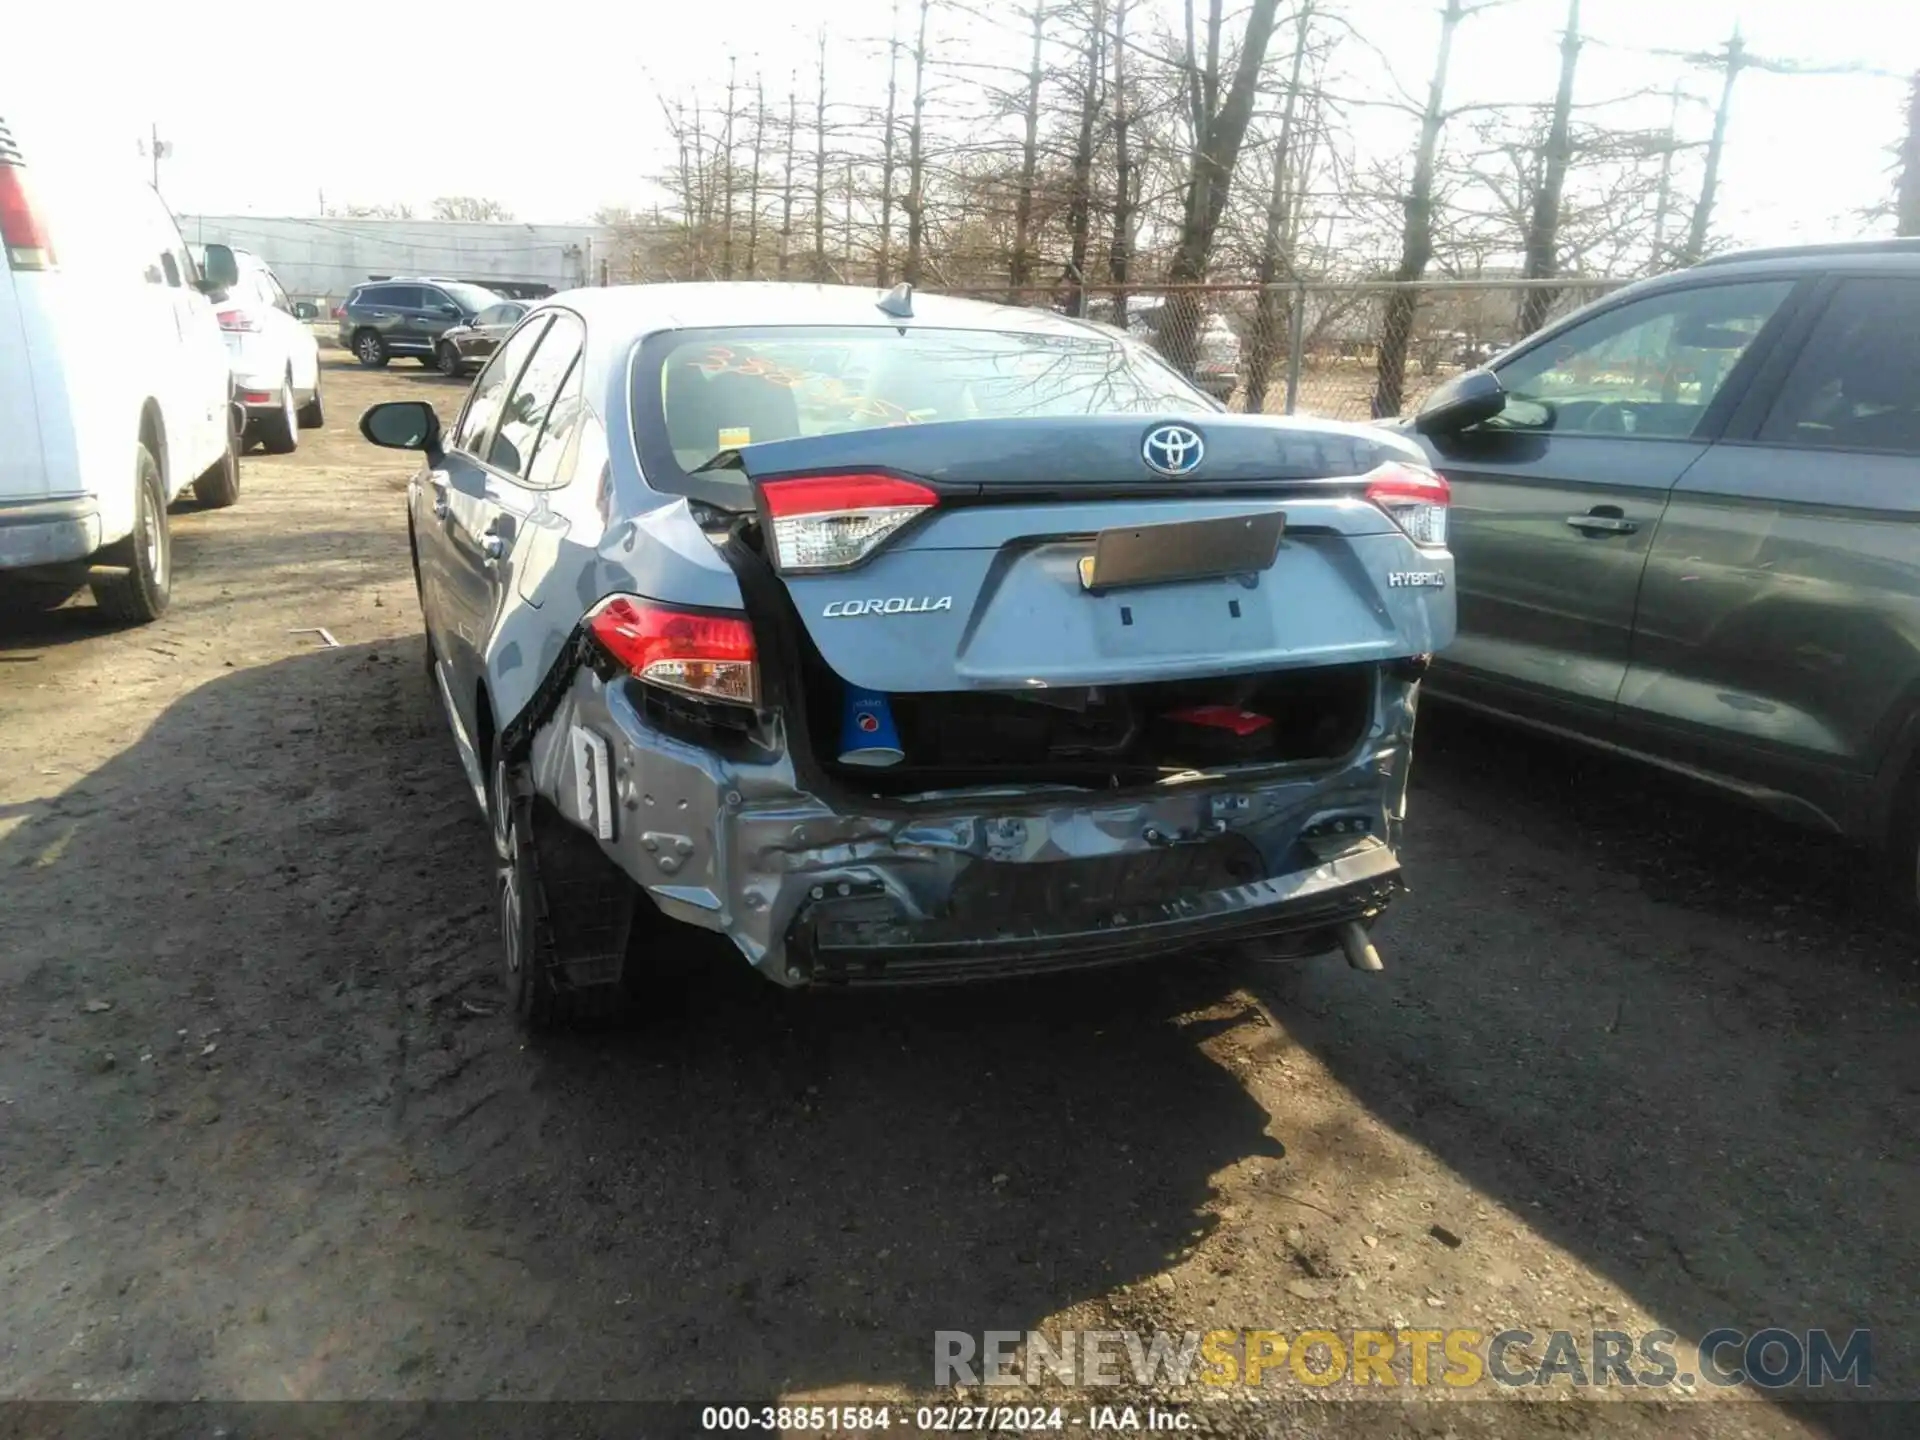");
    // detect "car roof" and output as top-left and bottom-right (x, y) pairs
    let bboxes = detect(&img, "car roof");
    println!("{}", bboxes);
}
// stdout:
(537, 281), (1121, 345)
(1691, 237), (1920, 270)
